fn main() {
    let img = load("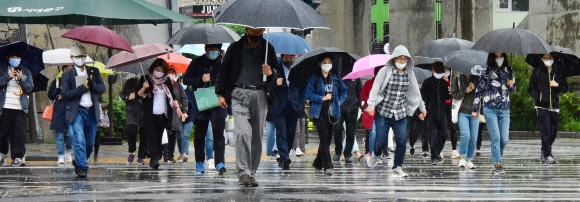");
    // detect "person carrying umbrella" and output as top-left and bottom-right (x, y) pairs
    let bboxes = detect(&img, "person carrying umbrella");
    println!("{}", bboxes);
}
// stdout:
(527, 53), (568, 164)
(120, 74), (147, 165)
(365, 45), (426, 178)
(61, 45), (106, 177)
(48, 65), (74, 165)
(215, 27), (279, 186)
(471, 53), (515, 175)
(0, 46), (34, 166)
(162, 69), (188, 164)
(450, 70), (480, 169)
